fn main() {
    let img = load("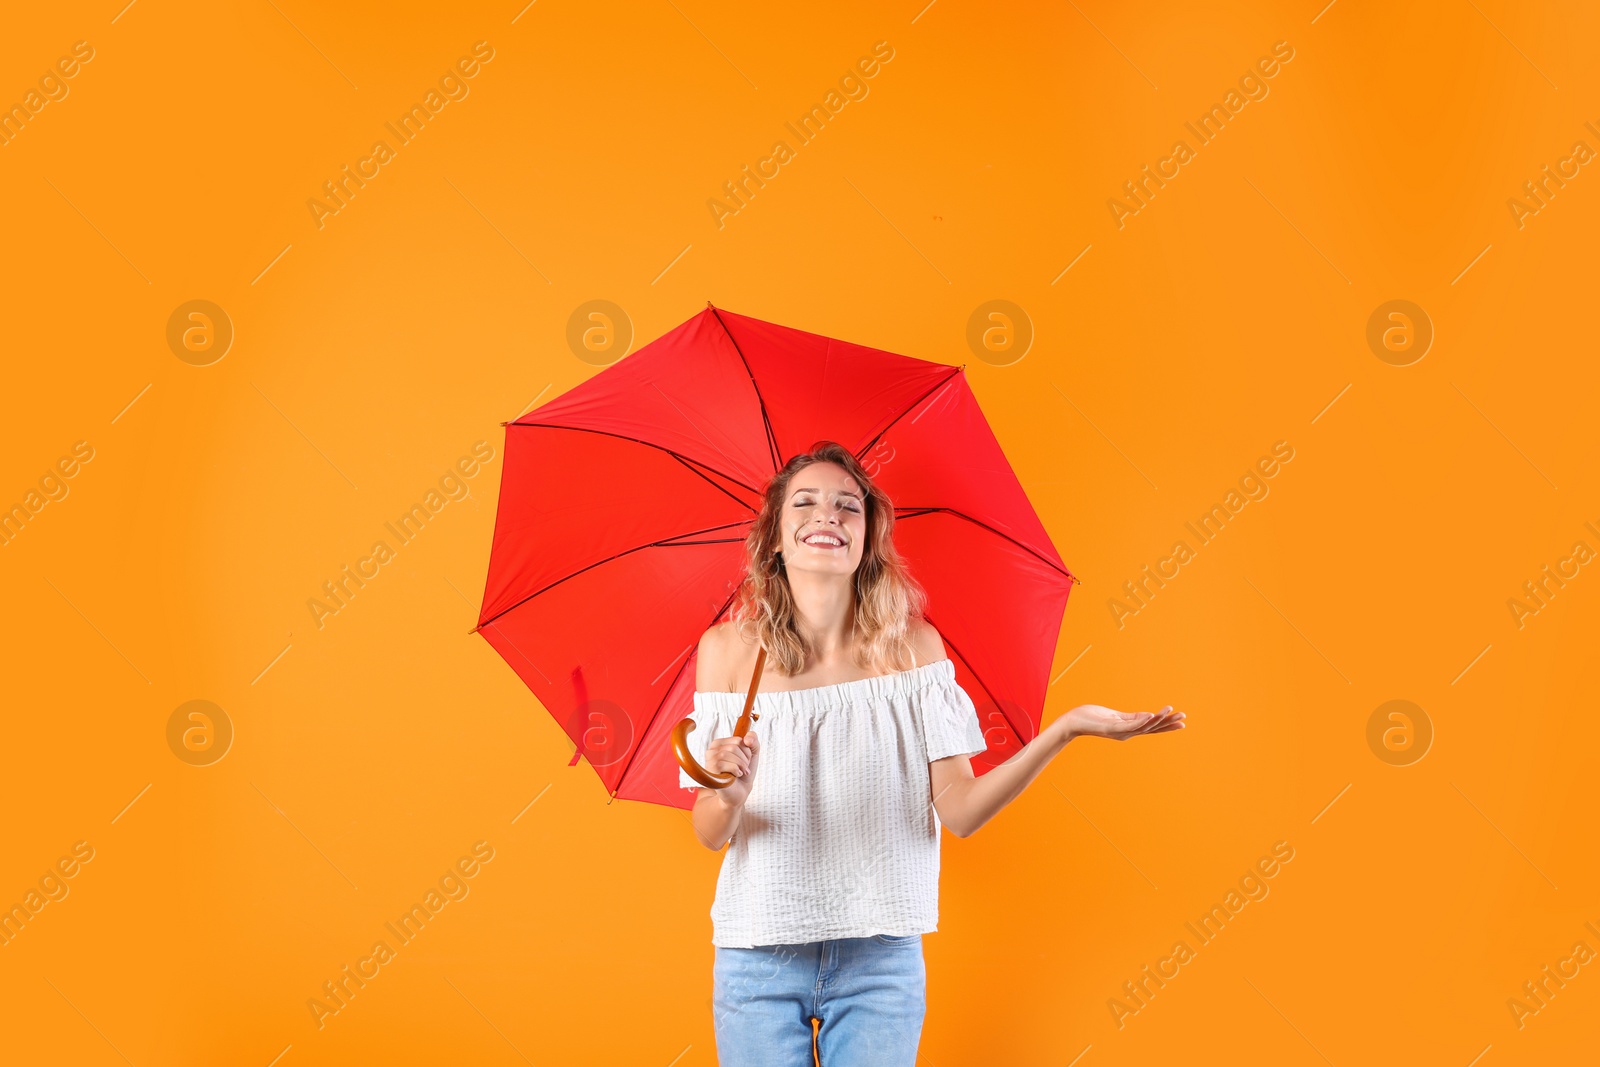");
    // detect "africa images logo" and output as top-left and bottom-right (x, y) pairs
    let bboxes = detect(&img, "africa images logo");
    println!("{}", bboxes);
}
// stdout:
(1107, 41), (1296, 229)
(306, 42), (496, 230)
